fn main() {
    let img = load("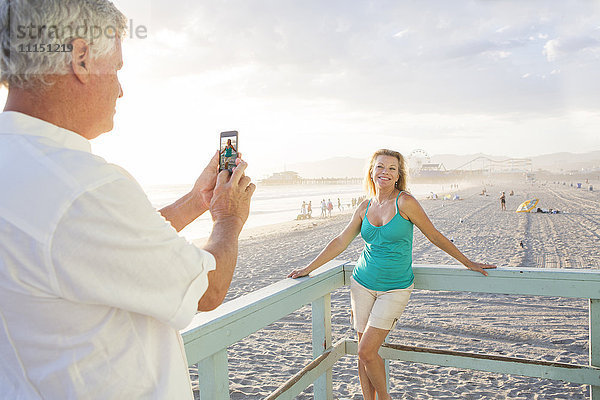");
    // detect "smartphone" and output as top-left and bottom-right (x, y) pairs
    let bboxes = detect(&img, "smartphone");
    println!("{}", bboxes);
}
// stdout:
(219, 130), (239, 172)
